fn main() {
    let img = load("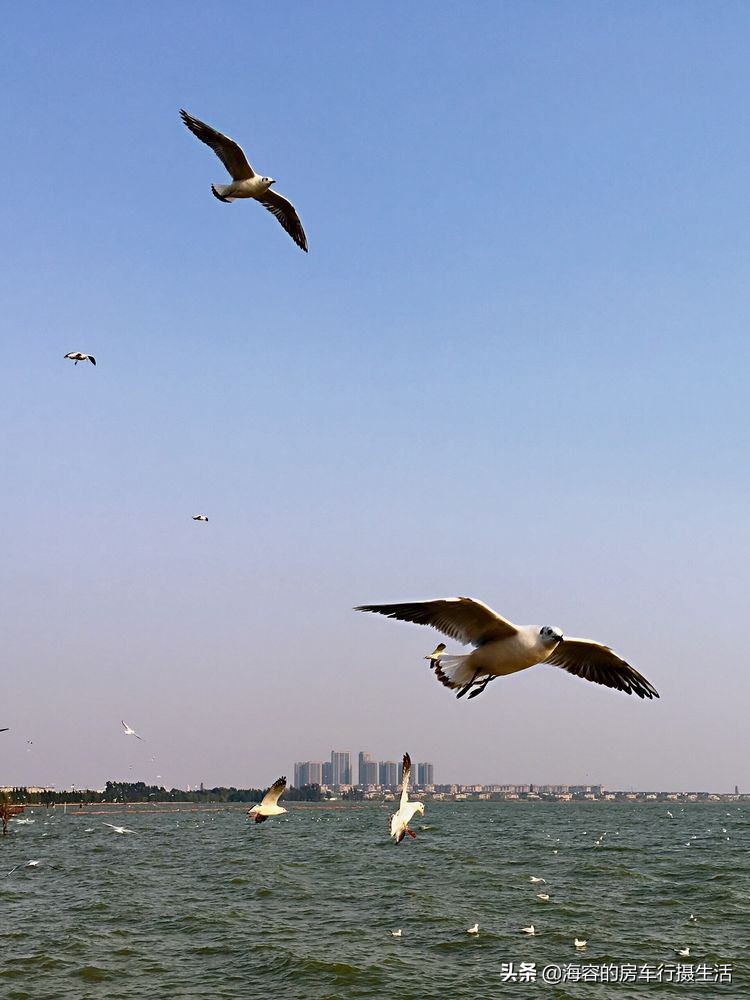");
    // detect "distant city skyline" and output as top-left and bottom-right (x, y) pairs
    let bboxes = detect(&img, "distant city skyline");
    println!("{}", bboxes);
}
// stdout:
(292, 749), (436, 789)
